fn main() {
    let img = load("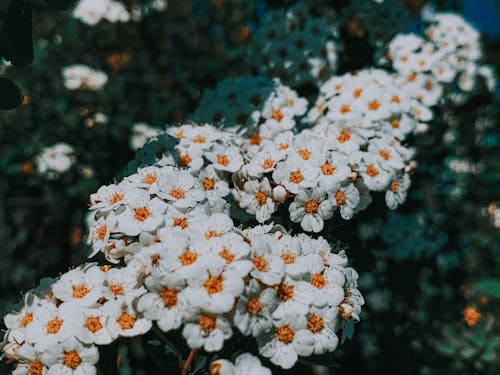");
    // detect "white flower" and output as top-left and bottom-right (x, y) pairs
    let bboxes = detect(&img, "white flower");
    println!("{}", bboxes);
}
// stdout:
(130, 123), (160, 150)
(289, 187), (334, 232)
(272, 160), (318, 194)
(272, 279), (313, 320)
(328, 181), (361, 220)
(182, 312), (232, 352)
(62, 304), (114, 345)
(35, 143), (75, 178)
(198, 165), (231, 200)
(100, 266), (146, 302)
(11, 343), (48, 375)
(86, 213), (117, 258)
(257, 313), (310, 369)
(102, 299), (152, 338)
(4, 295), (42, 345)
(117, 189), (167, 236)
(206, 146), (244, 173)
(238, 178), (277, 223)
(295, 307), (339, 356)
(210, 353), (272, 375)
(157, 169), (205, 208)
(234, 280), (277, 337)
(62, 65), (108, 91)
(249, 236), (286, 286)
(41, 337), (98, 375)
(51, 266), (104, 307)
(89, 180), (132, 212)
(385, 173), (411, 209)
